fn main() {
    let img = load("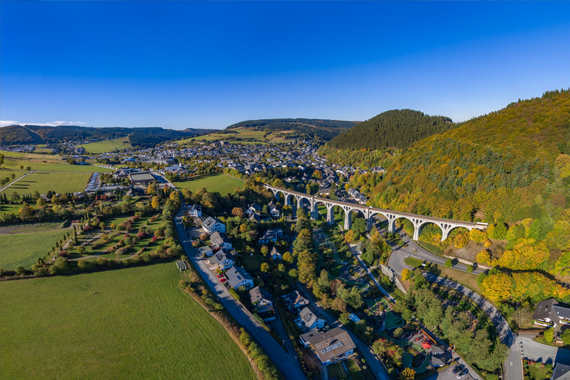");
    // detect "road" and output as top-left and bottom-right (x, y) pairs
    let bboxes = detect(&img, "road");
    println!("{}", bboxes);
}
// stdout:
(174, 207), (307, 380)
(377, 221), (523, 380)
(296, 284), (392, 380)
(517, 334), (570, 365)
